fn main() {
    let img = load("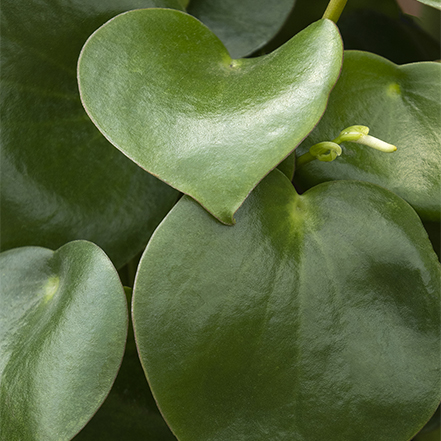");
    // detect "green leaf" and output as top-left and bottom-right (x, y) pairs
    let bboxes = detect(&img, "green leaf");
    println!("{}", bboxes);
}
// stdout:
(74, 287), (176, 441)
(78, 9), (342, 224)
(417, 0), (441, 10)
(294, 51), (441, 222)
(132, 169), (441, 441)
(0, 241), (128, 441)
(187, 0), (296, 58)
(0, 0), (182, 268)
